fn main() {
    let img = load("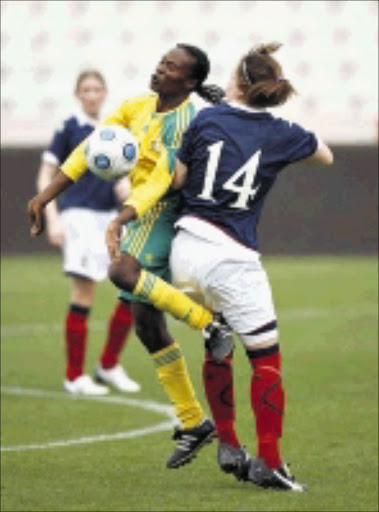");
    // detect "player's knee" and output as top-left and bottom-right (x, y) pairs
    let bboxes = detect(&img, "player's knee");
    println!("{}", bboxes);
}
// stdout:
(108, 261), (133, 292)
(108, 255), (140, 292)
(240, 320), (279, 350)
(246, 337), (278, 351)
